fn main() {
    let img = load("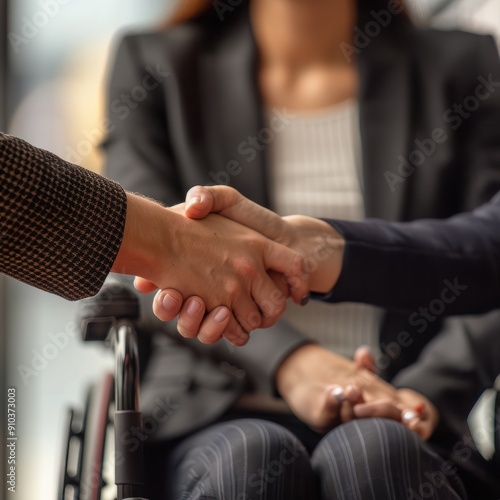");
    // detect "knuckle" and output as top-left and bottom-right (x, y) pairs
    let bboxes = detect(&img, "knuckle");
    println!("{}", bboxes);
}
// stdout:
(223, 278), (241, 298)
(242, 310), (261, 331)
(234, 256), (259, 279)
(177, 322), (196, 339)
